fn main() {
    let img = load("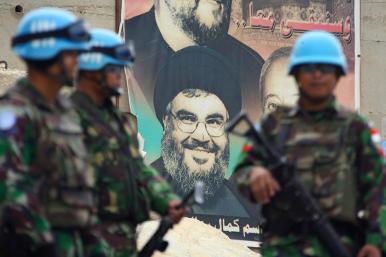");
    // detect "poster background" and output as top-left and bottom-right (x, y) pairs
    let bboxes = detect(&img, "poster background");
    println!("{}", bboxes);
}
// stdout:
(124, 0), (356, 243)
(124, 0), (355, 173)
(232, 0), (355, 109)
